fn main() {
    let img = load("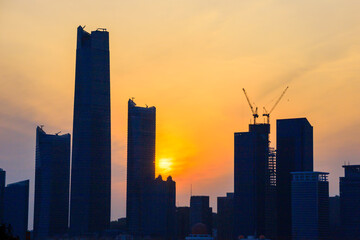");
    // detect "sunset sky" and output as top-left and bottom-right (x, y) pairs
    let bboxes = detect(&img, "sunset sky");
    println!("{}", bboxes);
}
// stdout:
(1, 0), (360, 229)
